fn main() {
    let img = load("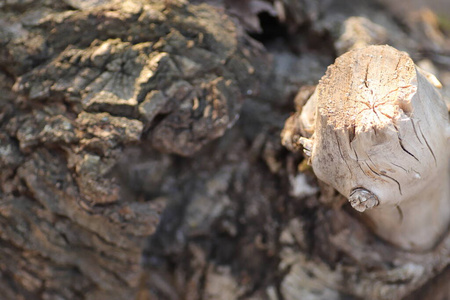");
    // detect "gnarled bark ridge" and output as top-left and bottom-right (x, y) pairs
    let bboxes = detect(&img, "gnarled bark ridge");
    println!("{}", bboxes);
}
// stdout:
(0, 0), (263, 298)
